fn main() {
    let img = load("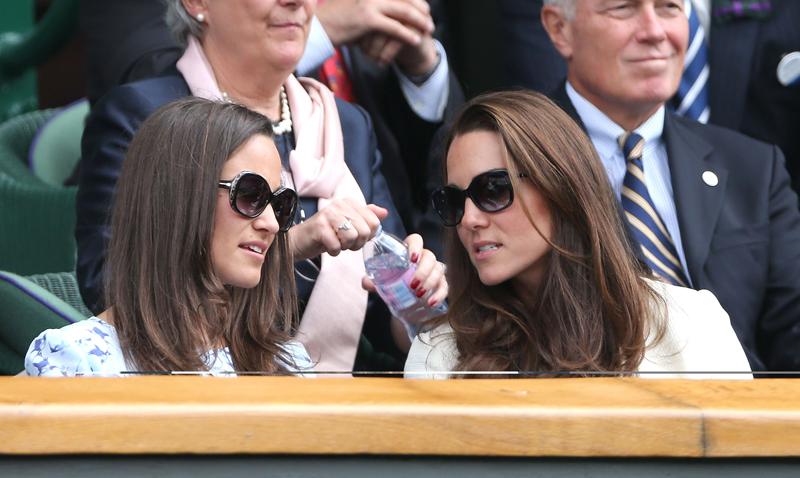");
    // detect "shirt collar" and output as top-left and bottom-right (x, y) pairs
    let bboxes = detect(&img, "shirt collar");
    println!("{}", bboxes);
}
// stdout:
(566, 81), (665, 158)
